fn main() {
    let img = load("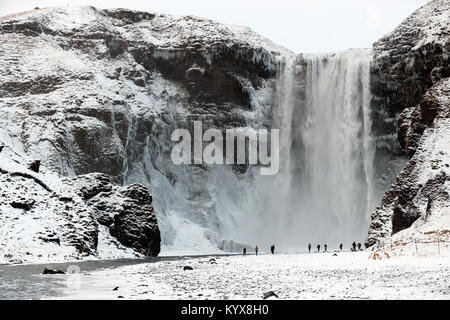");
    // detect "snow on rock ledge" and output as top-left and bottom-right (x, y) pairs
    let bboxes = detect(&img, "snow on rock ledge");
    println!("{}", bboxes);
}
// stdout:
(366, 78), (450, 254)
(0, 144), (160, 264)
(369, 0), (450, 204)
(366, 0), (450, 254)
